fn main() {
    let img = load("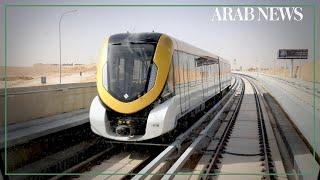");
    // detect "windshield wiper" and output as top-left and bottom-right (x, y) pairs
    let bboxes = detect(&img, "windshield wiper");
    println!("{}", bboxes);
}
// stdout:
(111, 42), (122, 45)
(111, 41), (156, 45)
(129, 41), (157, 44)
